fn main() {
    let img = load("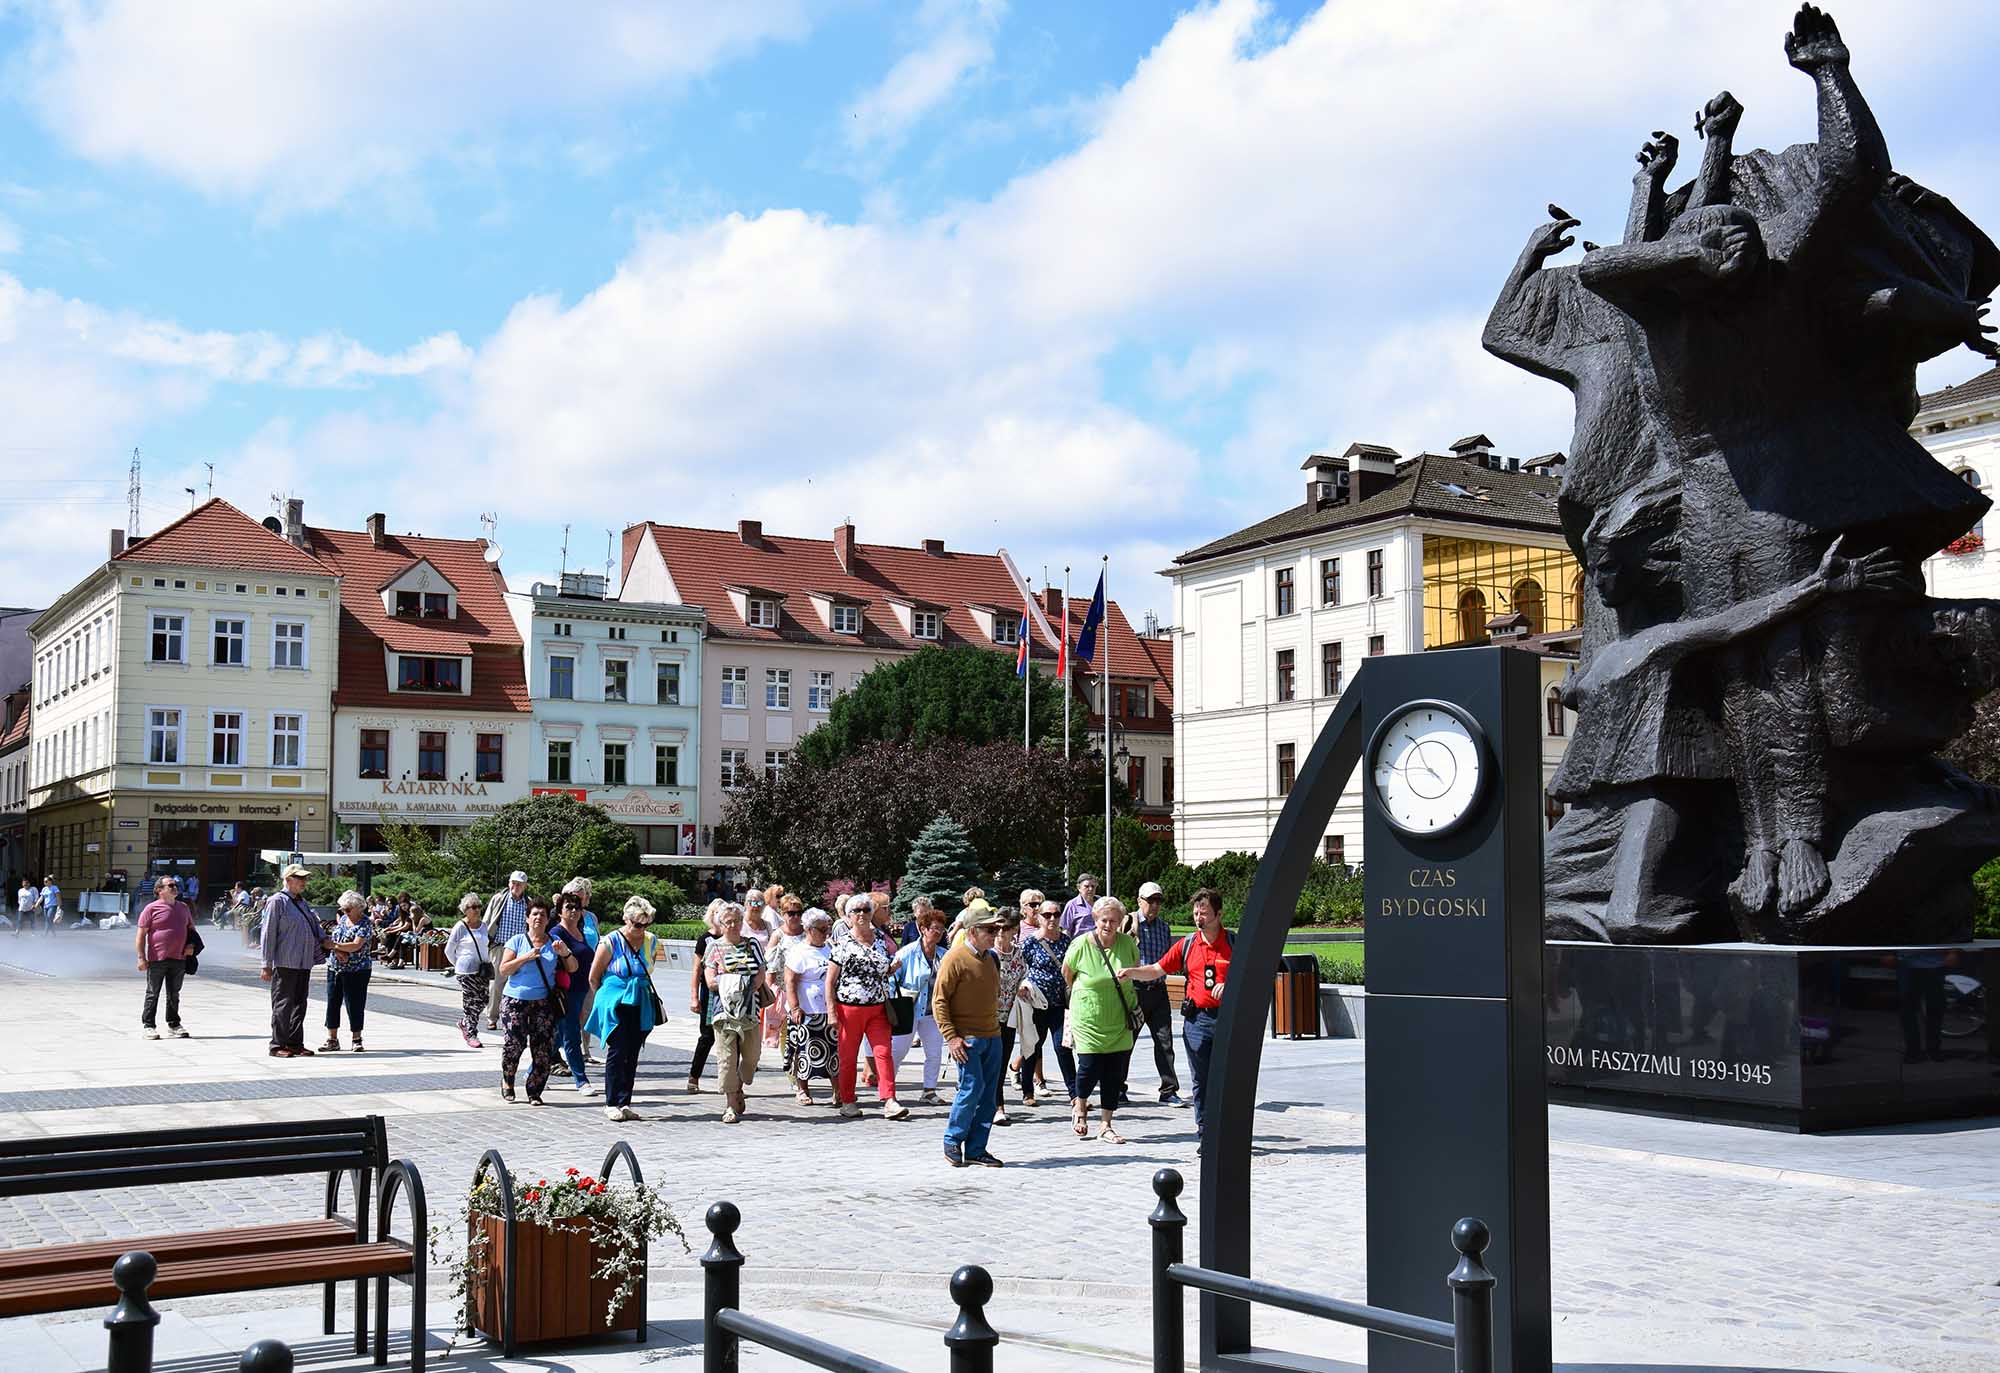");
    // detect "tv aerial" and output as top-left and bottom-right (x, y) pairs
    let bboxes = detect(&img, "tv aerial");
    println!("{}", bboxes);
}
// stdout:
(480, 511), (504, 563)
